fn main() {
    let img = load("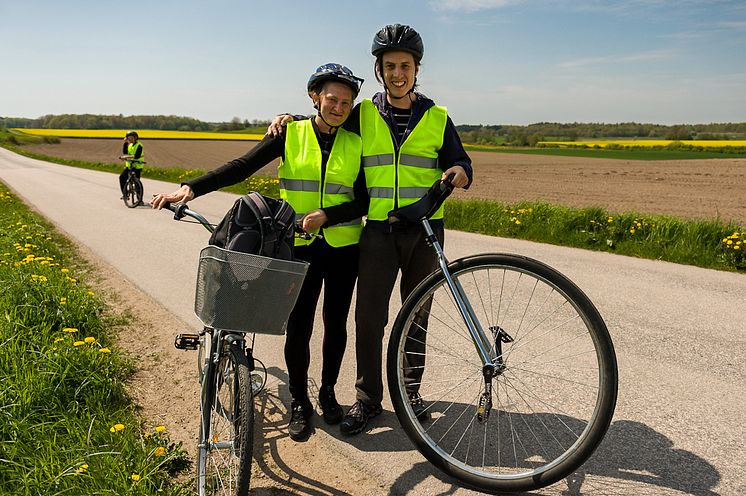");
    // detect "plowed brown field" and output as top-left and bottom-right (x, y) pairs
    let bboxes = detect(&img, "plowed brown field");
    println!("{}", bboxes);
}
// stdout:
(22, 138), (746, 224)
